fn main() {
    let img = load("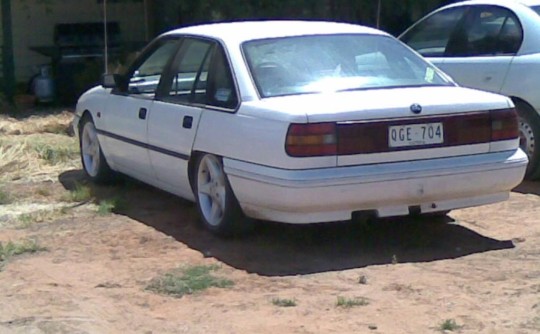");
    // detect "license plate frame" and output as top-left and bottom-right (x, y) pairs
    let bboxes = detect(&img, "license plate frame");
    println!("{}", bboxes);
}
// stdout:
(388, 122), (444, 148)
